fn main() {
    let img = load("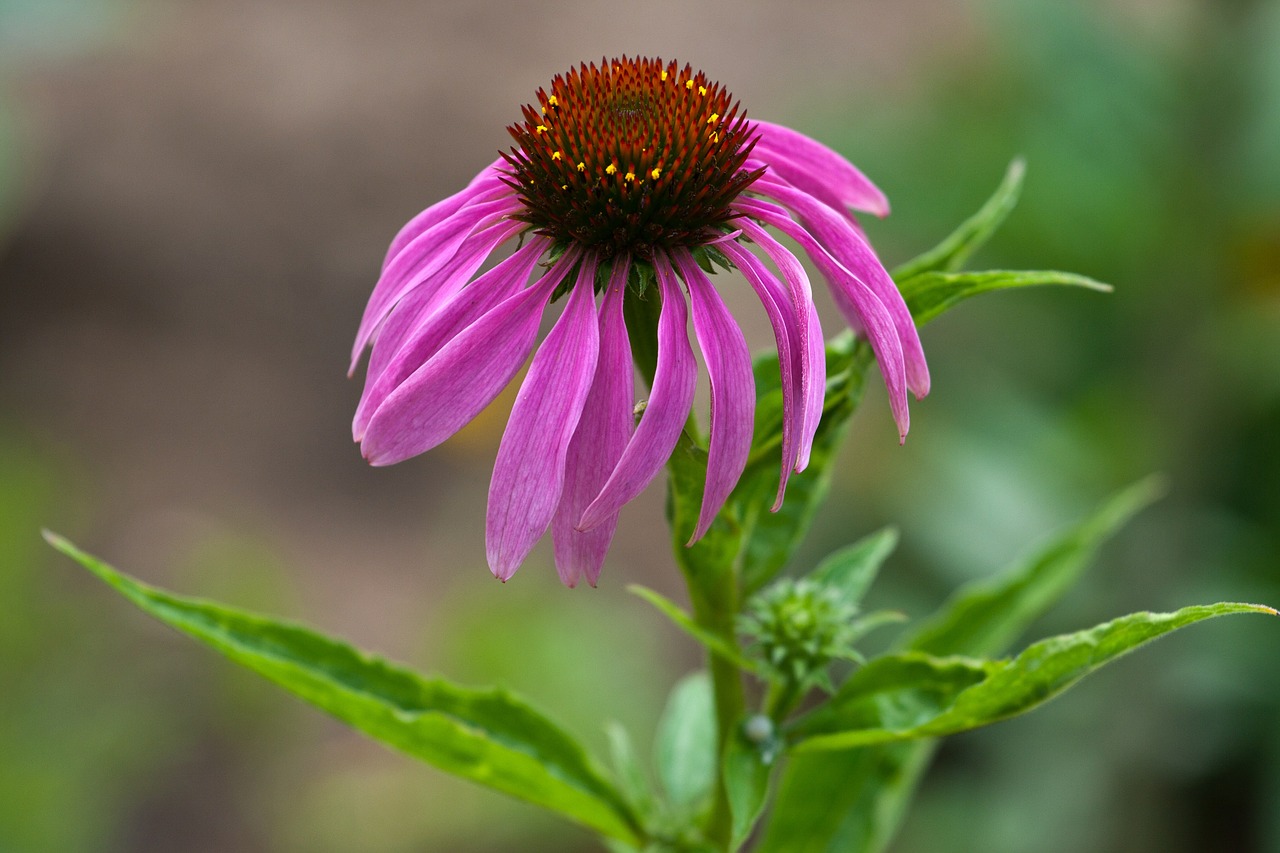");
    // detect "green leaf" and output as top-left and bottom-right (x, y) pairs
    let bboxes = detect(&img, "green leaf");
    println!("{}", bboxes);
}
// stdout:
(899, 268), (1112, 327)
(753, 743), (934, 853)
(795, 603), (1277, 751)
(724, 722), (773, 850)
(607, 722), (658, 821)
(890, 158), (1025, 281)
(627, 585), (761, 675)
(807, 527), (900, 608)
(45, 533), (643, 846)
(666, 431), (743, 587)
(654, 672), (717, 817)
(905, 476), (1165, 657)
(734, 334), (874, 594)
(790, 652), (997, 739)
(757, 479), (1162, 853)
